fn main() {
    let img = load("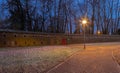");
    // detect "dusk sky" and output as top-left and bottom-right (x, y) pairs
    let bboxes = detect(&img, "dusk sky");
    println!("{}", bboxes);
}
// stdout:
(0, 0), (120, 34)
